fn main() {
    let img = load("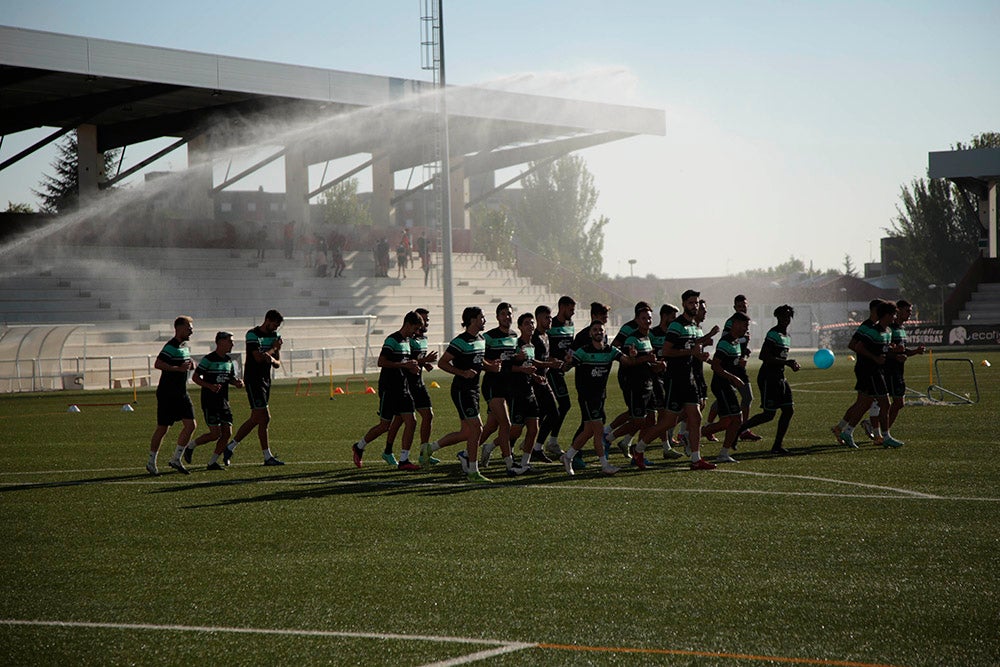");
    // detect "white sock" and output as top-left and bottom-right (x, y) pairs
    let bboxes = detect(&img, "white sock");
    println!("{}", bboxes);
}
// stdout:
(691, 450), (701, 463)
(634, 439), (646, 453)
(566, 446), (580, 460)
(678, 422), (689, 436)
(842, 423), (854, 433)
(185, 441), (196, 450)
(721, 447), (732, 457)
(869, 403), (880, 417)
(503, 455), (515, 470)
(263, 448), (273, 460)
(547, 436), (559, 446)
(209, 453), (219, 465)
(836, 420), (848, 430)
(399, 449), (410, 462)
(172, 445), (185, 461)
(430, 441), (441, 452)
(622, 434), (634, 447)
(356, 438), (367, 451)
(532, 441), (543, 451)
(520, 453), (531, 467)
(148, 452), (157, 465)
(599, 454), (609, 467)
(226, 439), (239, 452)
(470, 460), (480, 473)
